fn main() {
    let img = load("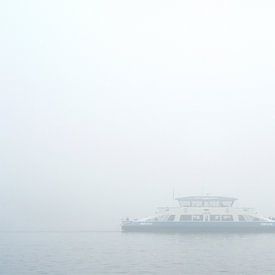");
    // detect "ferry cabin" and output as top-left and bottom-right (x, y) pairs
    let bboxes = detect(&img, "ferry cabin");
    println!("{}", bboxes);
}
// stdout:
(138, 196), (271, 223)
